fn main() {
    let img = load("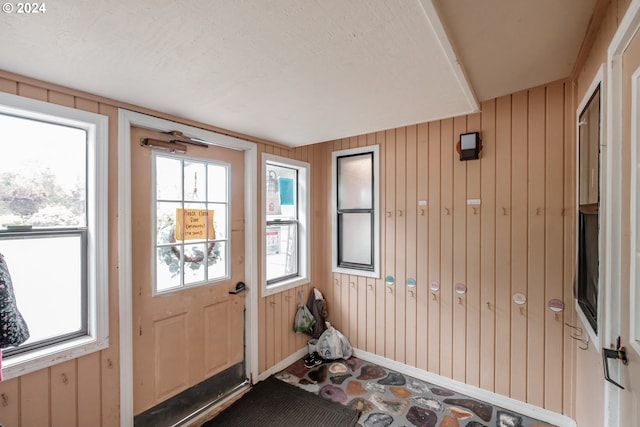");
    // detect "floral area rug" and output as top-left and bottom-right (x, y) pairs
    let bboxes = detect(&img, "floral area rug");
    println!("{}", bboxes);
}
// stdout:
(275, 356), (557, 427)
